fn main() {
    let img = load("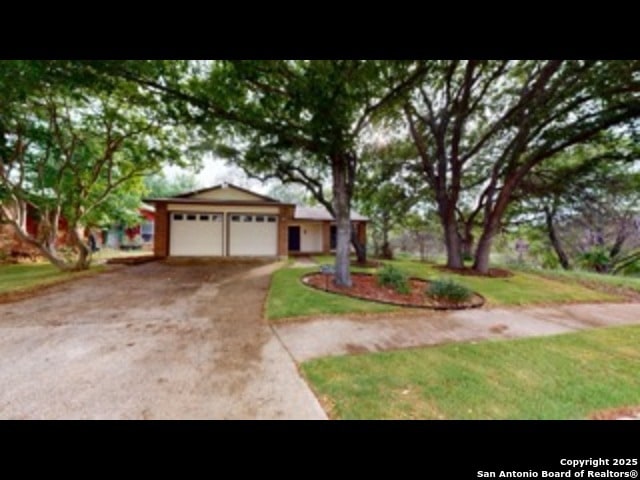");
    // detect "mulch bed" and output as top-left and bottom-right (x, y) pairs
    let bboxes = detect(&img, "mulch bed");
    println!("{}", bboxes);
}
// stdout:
(434, 265), (513, 278)
(302, 272), (484, 310)
(106, 255), (160, 265)
(588, 406), (640, 420)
